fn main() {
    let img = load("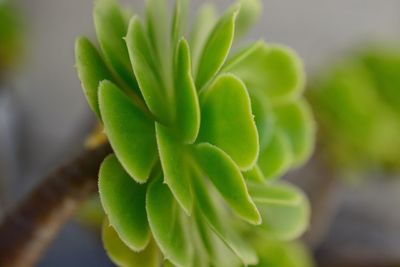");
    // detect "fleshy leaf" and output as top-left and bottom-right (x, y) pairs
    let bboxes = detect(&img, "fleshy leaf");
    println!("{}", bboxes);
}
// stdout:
(195, 6), (239, 89)
(249, 88), (275, 150)
(94, 0), (138, 91)
(222, 41), (263, 72)
(235, 0), (262, 38)
(145, 0), (169, 63)
(198, 74), (259, 170)
(258, 130), (293, 180)
(155, 123), (193, 215)
(99, 155), (150, 251)
(145, 0), (174, 96)
(146, 177), (193, 267)
(189, 4), (217, 75)
(189, 215), (211, 267)
(247, 181), (303, 205)
(195, 213), (241, 267)
(223, 42), (305, 103)
(102, 220), (159, 267)
(163, 260), (176, 267)
(172, 0), (188, 47)
(99, 81), (157, 183)
(274, 99), (315, 167)
(253, 240), (315, 267)
(256, 189), (310, 240)
(126, 16), (170, 124)
(174, 38), (200, 144)
(193, 143), (261, 225)
(243, 165), (265, 183)
(75, 37), (112, 119)
(192, 173), (258, 265)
